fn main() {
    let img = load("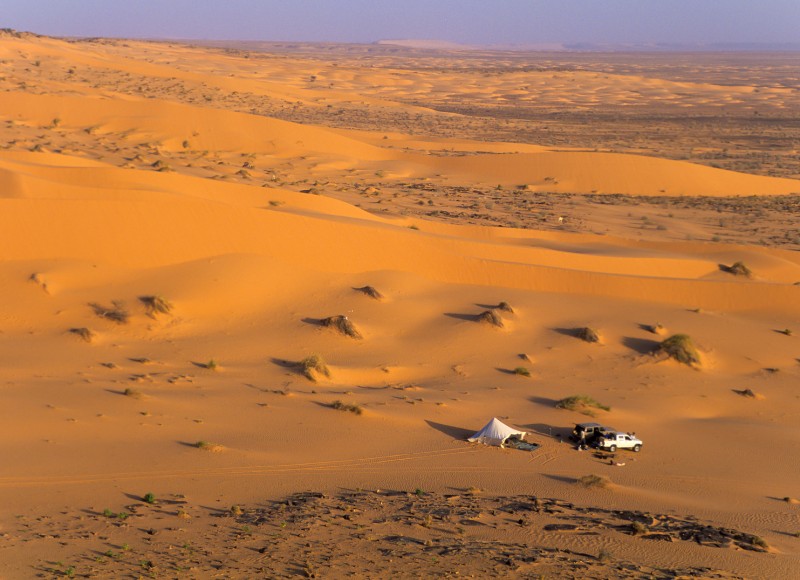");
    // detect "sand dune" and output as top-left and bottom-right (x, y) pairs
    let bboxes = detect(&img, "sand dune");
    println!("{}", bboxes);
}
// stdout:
(415, 150), (800, 196)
